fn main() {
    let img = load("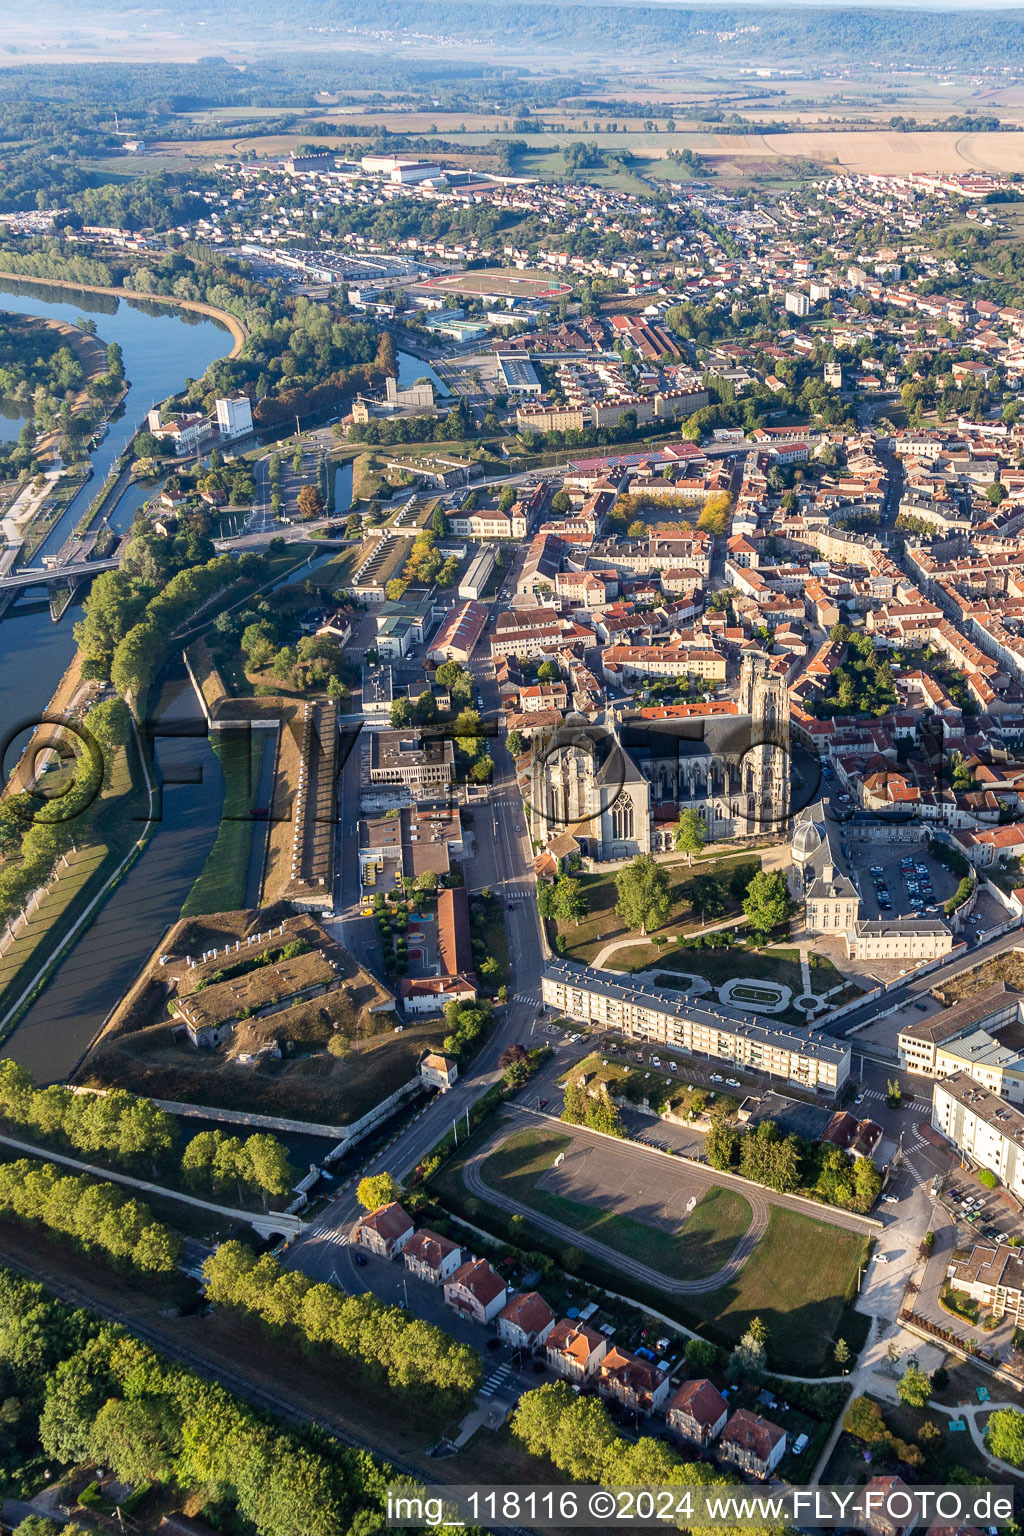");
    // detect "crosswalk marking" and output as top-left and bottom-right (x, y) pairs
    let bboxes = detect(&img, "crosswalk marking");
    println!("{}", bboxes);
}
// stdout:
(480, 1363), (512, 1399)
(856, 1087), (930, 1111)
